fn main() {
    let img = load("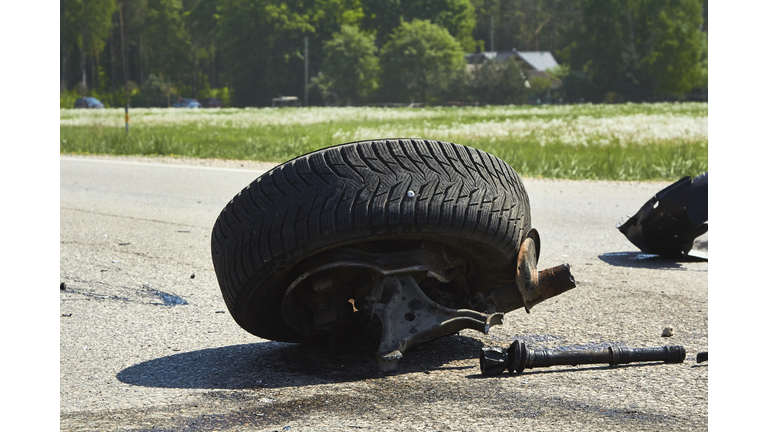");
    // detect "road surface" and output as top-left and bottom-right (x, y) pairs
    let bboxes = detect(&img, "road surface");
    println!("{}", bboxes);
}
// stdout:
(60, 155), (707, 431)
